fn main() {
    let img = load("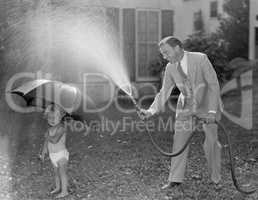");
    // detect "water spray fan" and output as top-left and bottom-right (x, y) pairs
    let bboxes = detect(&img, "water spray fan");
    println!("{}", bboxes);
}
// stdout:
(129, 95), (141, 112)
(120, 85), (141, 112)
